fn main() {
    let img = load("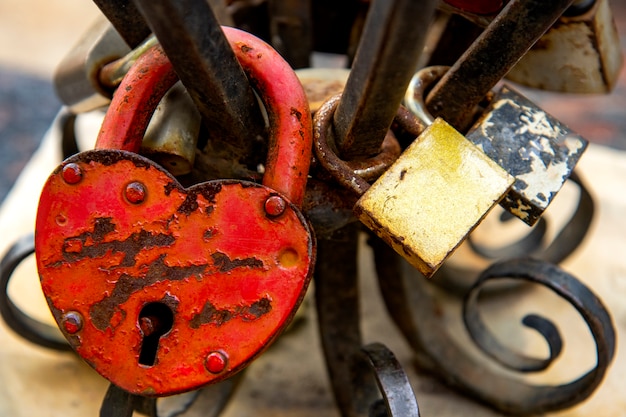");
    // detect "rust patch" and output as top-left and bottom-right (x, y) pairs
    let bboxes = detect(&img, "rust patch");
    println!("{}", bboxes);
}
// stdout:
(89, 255), (207, 331)
(164, 181), (178, 196)
(290, 107), (302, 121)
(52, 218), (175, 268)
(203, 228), (215, 241)
(189, 296), (272, 328)
(177, 194), (199, 215)
(211, 252), (264, 273)
(177, 183), (222, 215)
